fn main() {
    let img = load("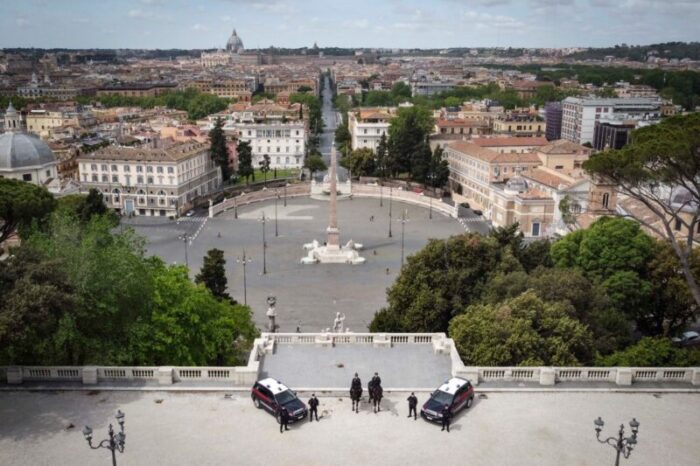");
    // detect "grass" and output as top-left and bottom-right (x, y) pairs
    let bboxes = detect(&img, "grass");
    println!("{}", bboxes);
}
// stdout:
(229, 168), (301, 186)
